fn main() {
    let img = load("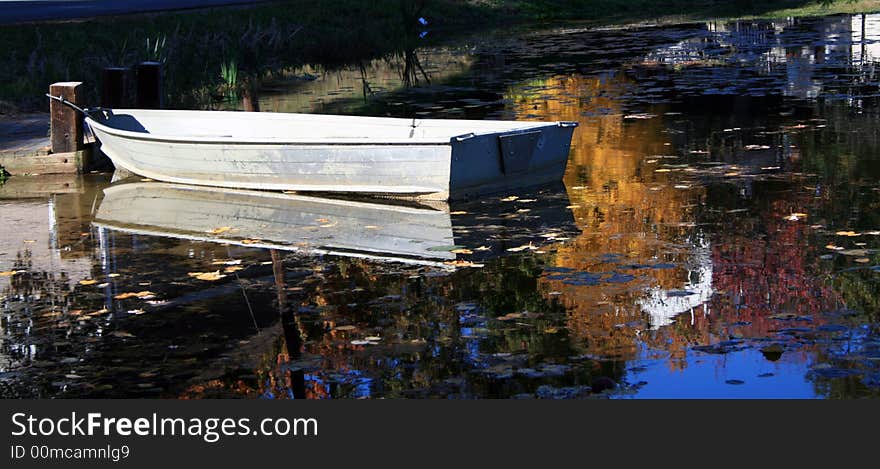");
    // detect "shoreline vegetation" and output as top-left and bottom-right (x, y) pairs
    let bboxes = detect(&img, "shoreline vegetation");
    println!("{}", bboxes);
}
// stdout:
(1, 0), (879, 113)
